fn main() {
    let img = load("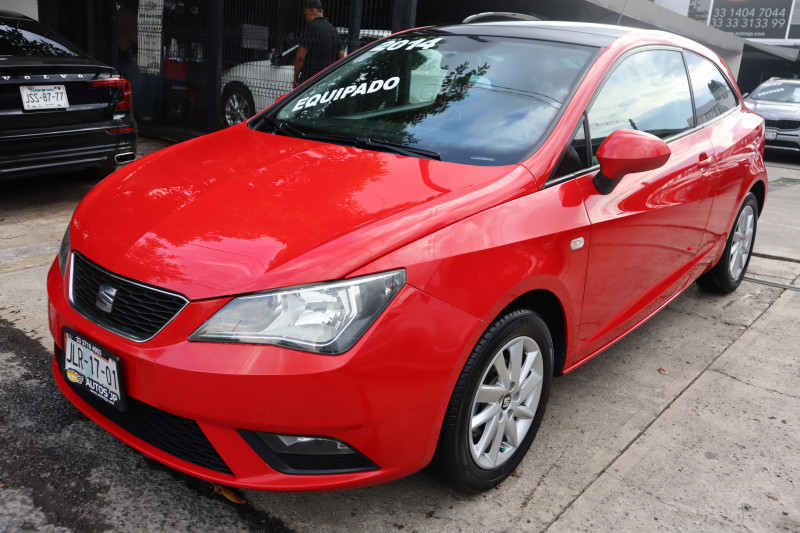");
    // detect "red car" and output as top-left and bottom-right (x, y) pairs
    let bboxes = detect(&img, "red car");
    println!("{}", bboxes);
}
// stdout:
(48, 21), (766, 492)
